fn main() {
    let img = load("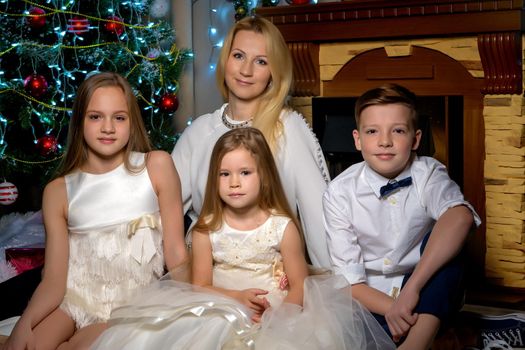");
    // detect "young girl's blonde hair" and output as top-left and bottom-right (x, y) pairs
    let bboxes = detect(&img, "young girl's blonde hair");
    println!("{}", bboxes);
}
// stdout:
(193, 127), (300, 234)
(54, 72), (151, 178)
(215, 16), (293, 153)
